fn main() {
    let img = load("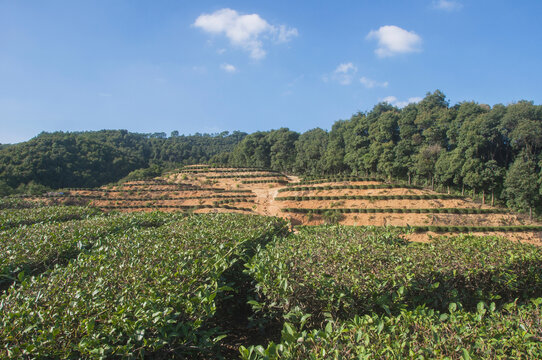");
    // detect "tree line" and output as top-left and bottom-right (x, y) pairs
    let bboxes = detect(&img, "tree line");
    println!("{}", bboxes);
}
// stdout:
(215, 91), (542, 216)
(0, 130), (246, 194)
(1, 90), (541, 215)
